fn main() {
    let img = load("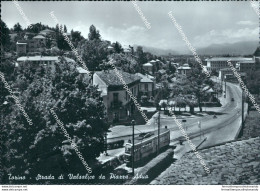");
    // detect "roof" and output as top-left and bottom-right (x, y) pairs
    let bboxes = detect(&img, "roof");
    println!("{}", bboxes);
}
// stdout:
(64, 57), (75, 63)
(76, 67), (89, 74)
(16, 42), (27, 45)
(158, 69), (166, 74)
(150, 60), (156, 63)
(17, 56), (59, 62)
(178, 66), (191, 70)
(143, 63), (153, 67)
(206, 57), (253, 62)
(124, 48), (131, 52)
(33, 35), (46, 39)
(126, 129), (169, 145)
(40, 29), (55, 33)
(95, 70), (141, 86)
(135, 73), (153, 83)
(238, 60), (255, 64)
